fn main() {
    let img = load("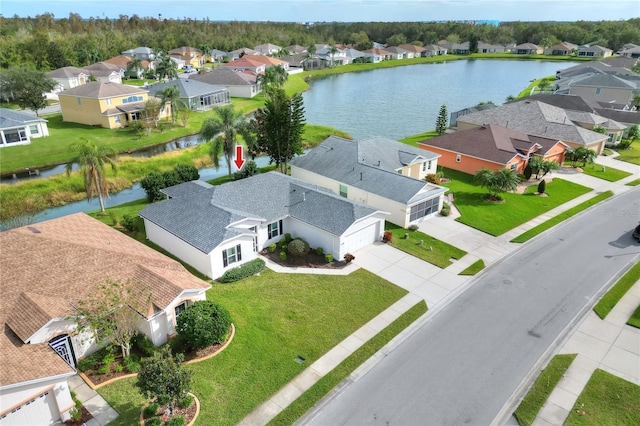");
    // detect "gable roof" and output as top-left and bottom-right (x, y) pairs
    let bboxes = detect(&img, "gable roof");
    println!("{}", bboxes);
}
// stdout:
(146, 78), (227, 99)
(357, 136), (439, 171)
(456, 100), (609, 146)
(515, 42), (542, 50)
(104, 55), (151, 69)
(122, 46), (154, 56)
(190, 68), (258, 86)
(228, 47), (259, 56)
(242, 55), (289, 68)
(569, 73), (636, 89)
(290, 136), (446, 205)
(0, 108), (47, 129)
(0, 213), (210, 387)
(45, 66), (88, 79)
(223, 56), (266, 69)
(168, 46), (202, 55)
(59, 82), (146, 98)
(398, 44), (426, 53)
(419, 124), (563, 165)
(139, 172), (382, 254)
